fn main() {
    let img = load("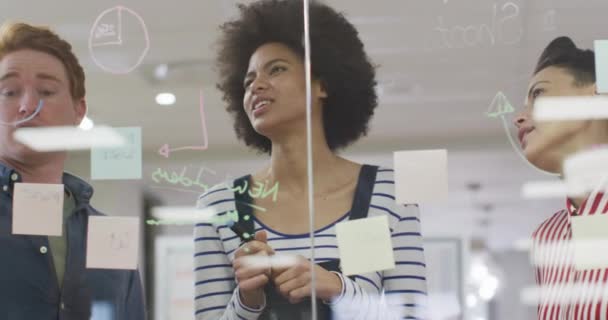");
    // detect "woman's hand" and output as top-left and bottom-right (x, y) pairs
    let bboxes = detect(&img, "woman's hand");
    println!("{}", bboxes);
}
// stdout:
(272, 255), (343, 304)
(233, 231), (275, 308)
